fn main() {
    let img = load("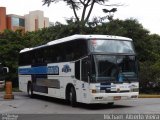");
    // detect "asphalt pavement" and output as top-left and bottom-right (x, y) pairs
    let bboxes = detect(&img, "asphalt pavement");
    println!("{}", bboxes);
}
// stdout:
(0, 92), (160, 120)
